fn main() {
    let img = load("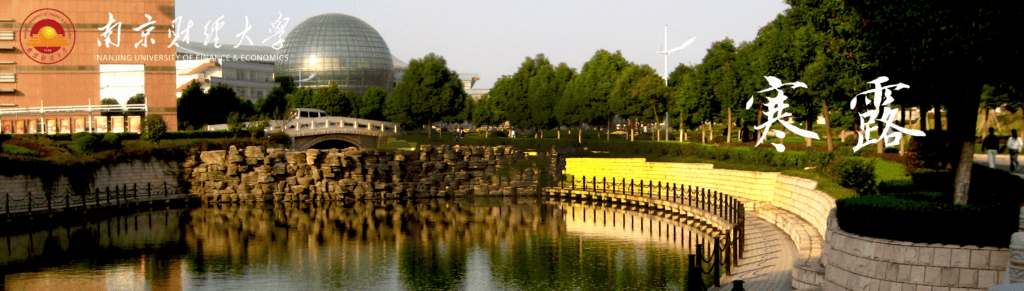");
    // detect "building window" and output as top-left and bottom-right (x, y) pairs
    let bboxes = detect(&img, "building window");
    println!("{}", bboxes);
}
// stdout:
(99, 64), (144, 104)
(0, 73), (14, 83)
